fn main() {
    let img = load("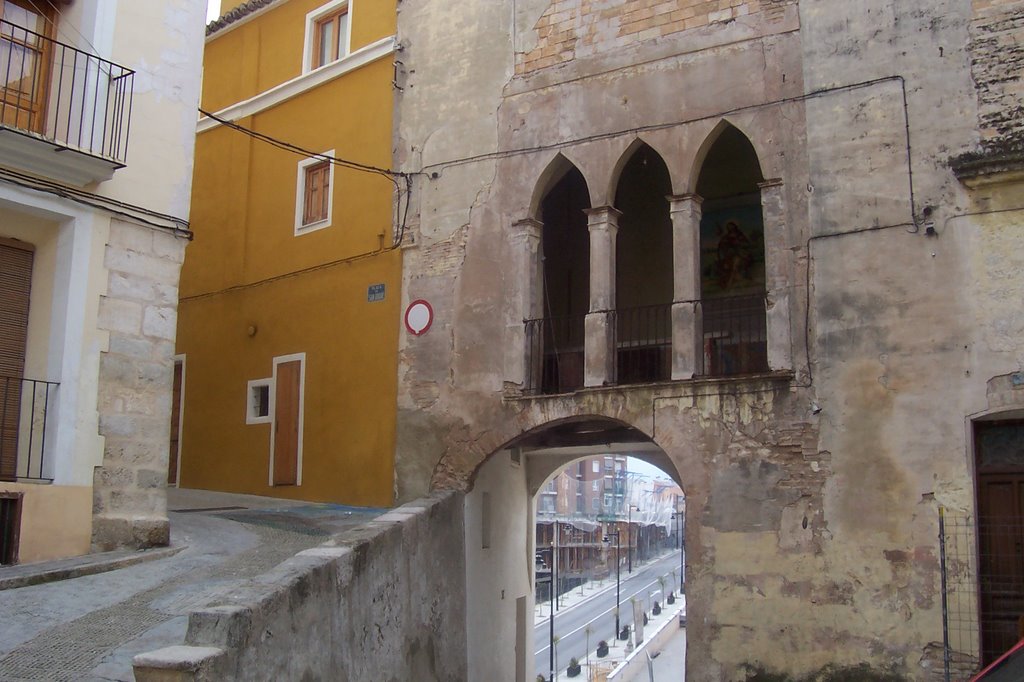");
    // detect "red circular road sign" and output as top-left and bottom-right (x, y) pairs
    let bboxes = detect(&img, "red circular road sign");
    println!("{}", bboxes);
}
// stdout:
(404, 299), (433, 336)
